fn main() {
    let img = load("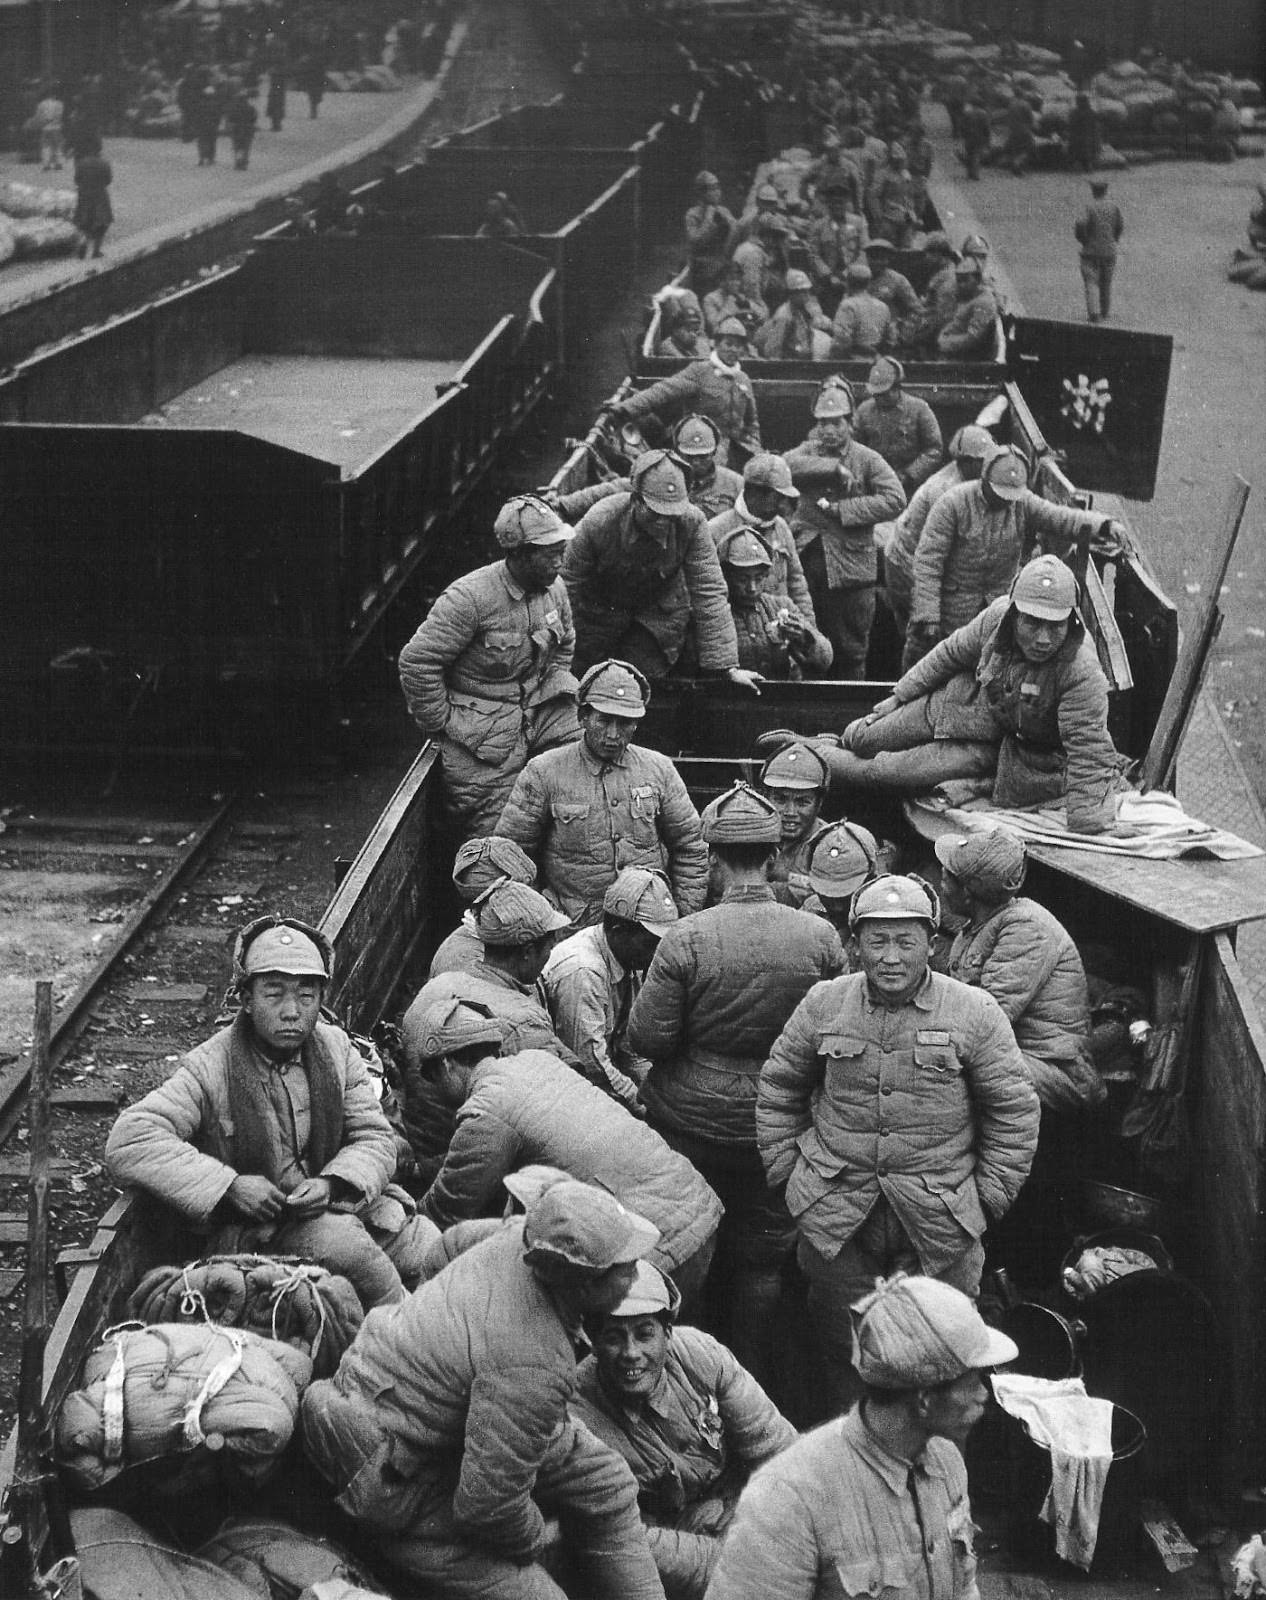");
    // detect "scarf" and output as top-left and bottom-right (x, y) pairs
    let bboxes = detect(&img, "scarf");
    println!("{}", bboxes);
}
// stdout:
(225, 1011), (345, 1184)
